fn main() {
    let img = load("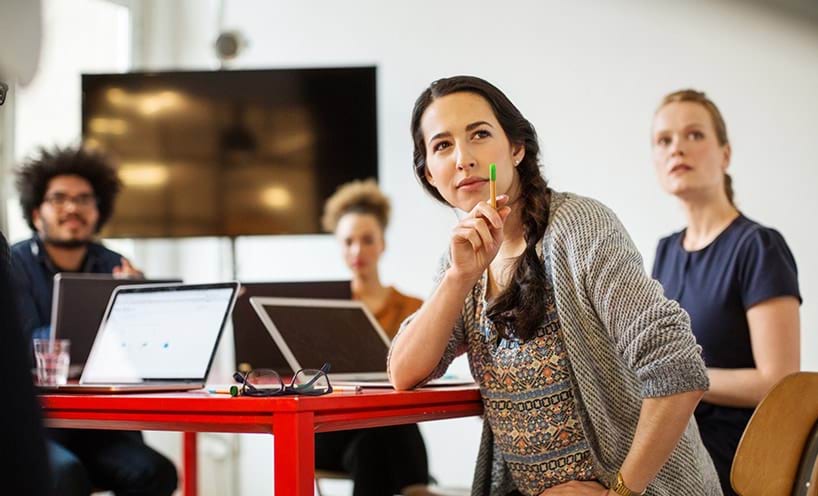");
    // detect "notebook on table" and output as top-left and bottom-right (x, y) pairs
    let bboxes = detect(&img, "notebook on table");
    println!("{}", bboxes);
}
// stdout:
(51, 273), (182, 376)
(232, 281), (351, 375)
(39, 281), (240, 393)
(249, 297), (474, 388)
